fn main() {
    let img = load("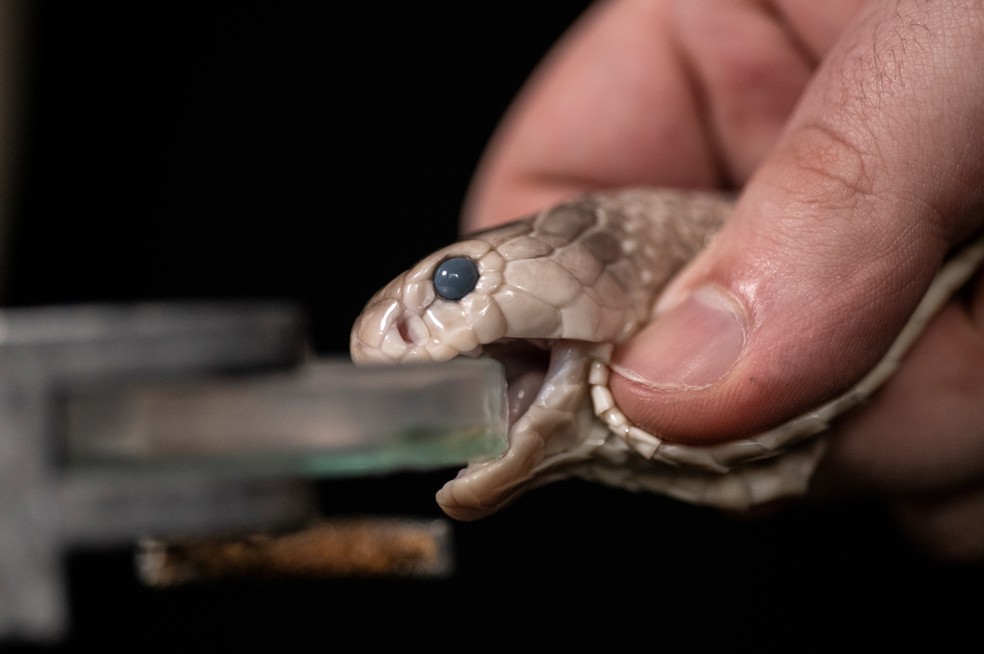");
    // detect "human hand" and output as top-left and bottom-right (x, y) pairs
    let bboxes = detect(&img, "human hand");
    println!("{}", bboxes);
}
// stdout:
(461, 0), (984, 561)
